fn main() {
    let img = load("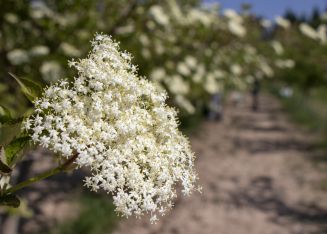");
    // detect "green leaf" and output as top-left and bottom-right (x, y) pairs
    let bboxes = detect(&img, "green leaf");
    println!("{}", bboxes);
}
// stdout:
(4, 136), (30, 166)
(9, 73), (42, 102)
(0, 194), (20, 208)
(0, 160), (12, 174)
(0, 105), (13, 124)
(0, 105), (25, 125)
